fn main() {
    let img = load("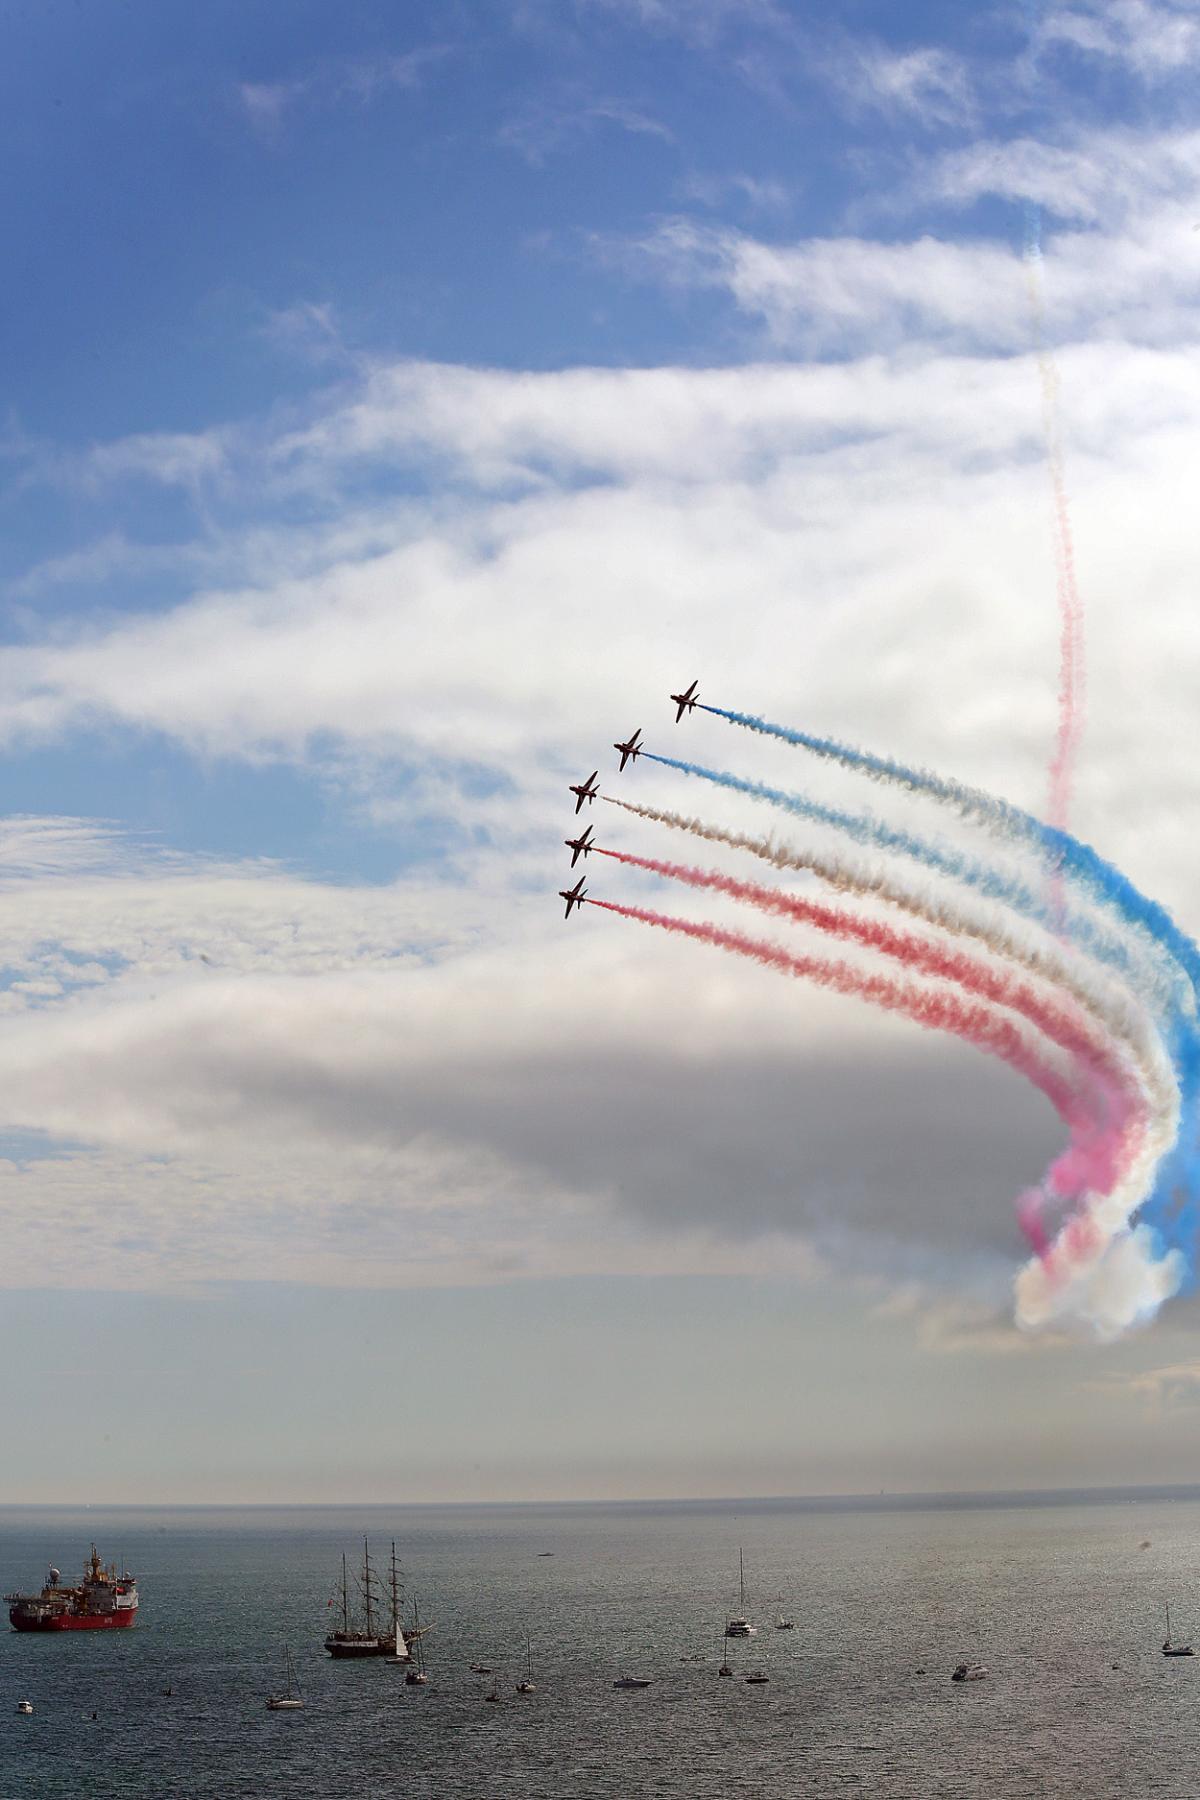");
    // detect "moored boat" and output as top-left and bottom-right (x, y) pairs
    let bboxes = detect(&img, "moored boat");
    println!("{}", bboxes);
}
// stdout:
(6, 1547), (138, 1633)
(266, 1646), (305, 1711)
(724, 1549), (756, 1638)
(1163, 1602), (1194, 1656)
